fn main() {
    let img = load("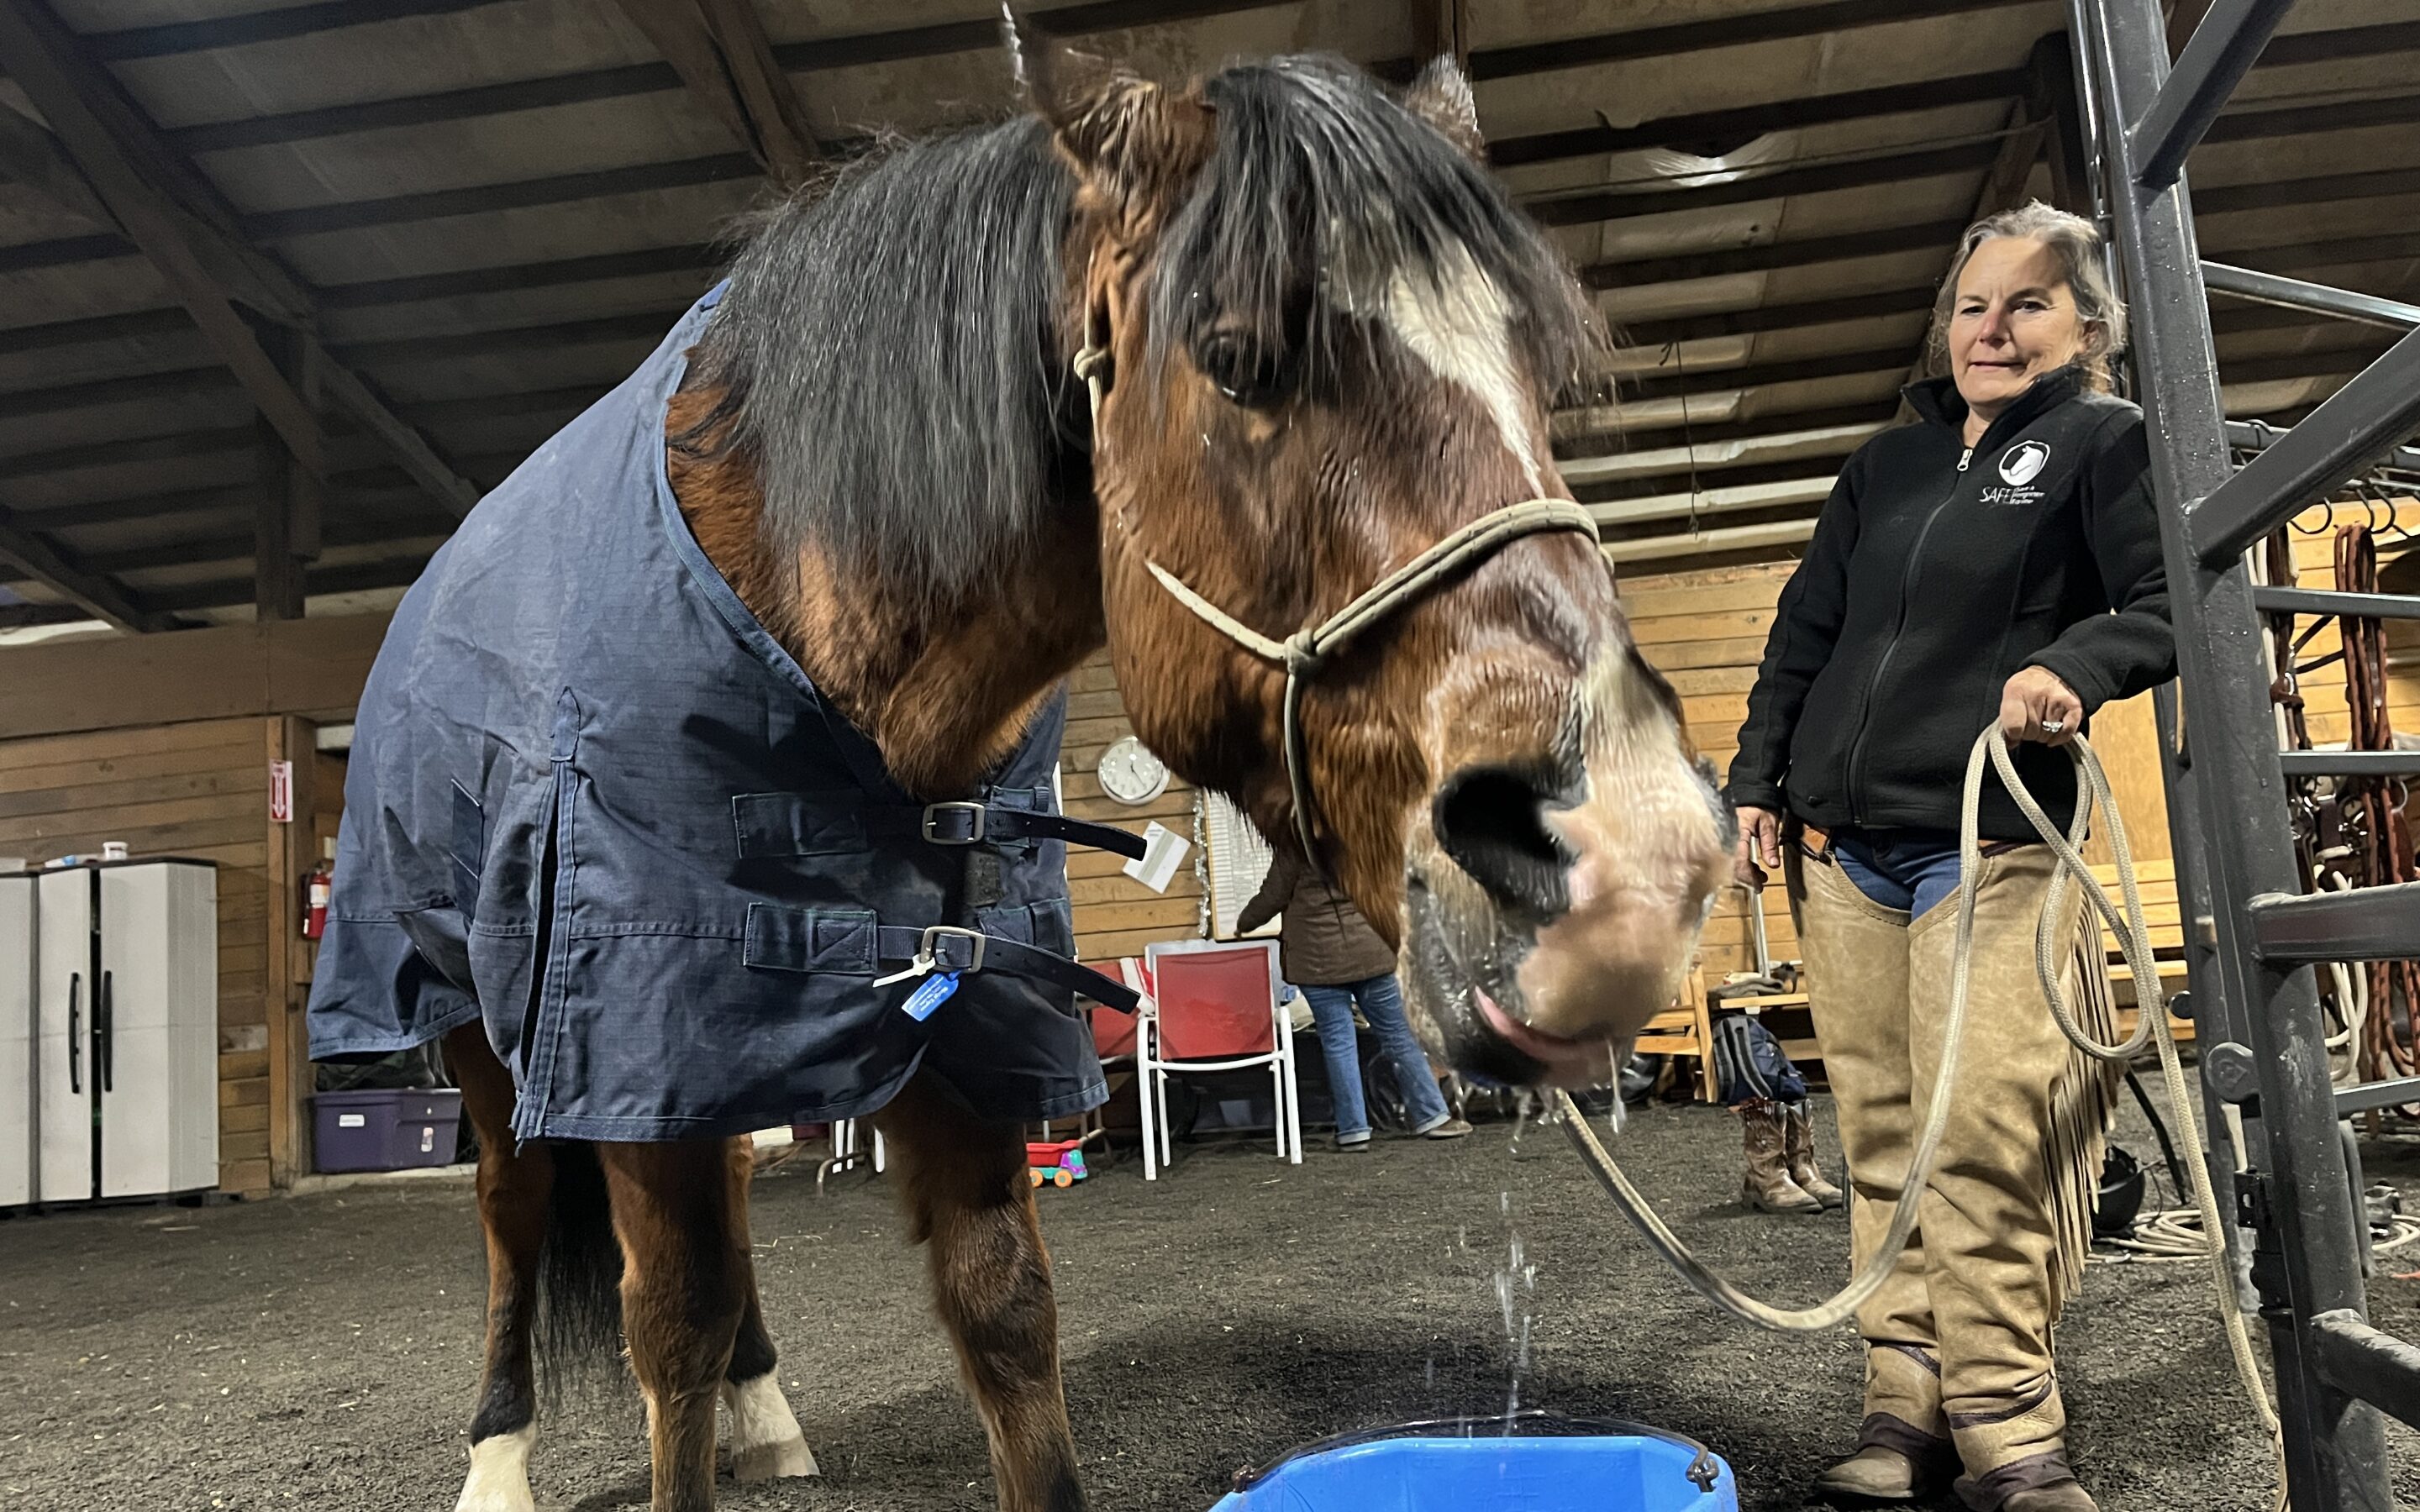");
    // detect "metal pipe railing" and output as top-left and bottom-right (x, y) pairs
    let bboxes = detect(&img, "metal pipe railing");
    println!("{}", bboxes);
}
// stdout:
(2205, 261), (2420, 332)
(2191, 325), (2420, 568)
